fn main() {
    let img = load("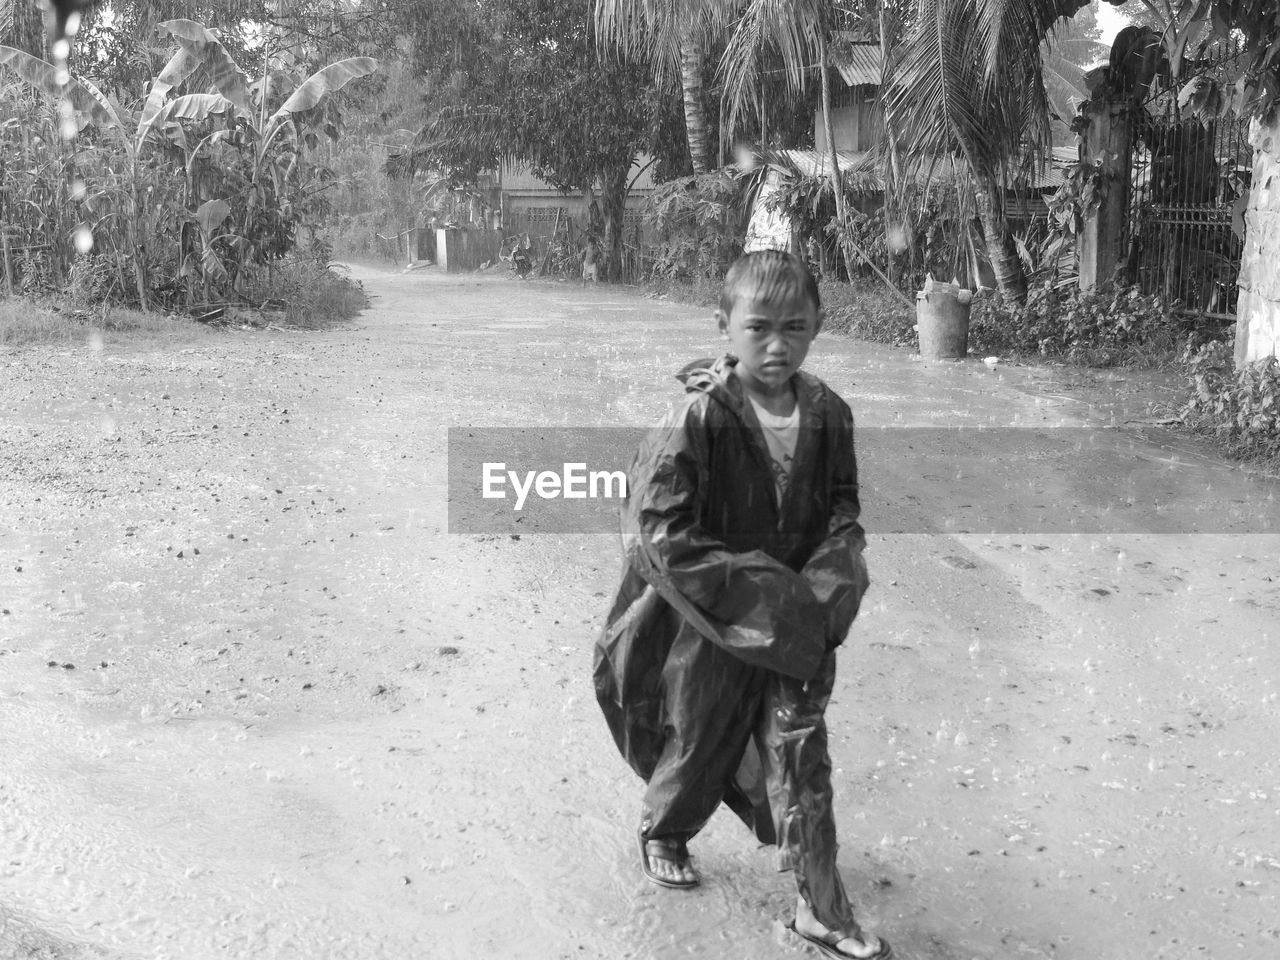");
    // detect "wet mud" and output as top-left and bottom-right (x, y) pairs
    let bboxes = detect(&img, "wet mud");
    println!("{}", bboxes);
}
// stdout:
(1, 264), (1278, 959)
